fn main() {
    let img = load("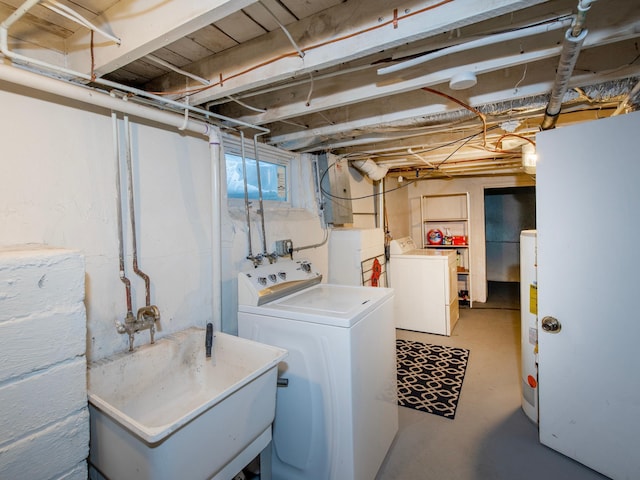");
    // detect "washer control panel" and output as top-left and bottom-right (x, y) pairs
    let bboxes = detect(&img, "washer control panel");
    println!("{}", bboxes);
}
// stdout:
(238, 259), (322, 306)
